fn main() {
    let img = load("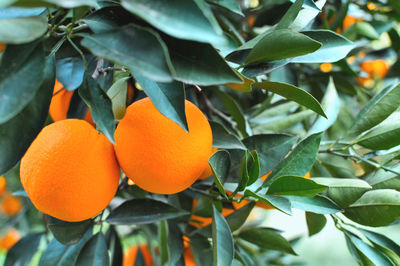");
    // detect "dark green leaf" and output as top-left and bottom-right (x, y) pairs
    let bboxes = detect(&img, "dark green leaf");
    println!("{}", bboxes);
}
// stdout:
(226, 201), (255, 232)
(0, 41), (45, 124)
(47, 217), (93, 246)
(289, 0), (326, 31)
(133, 73), (188, 131)
(263, 133), (322, 187)
(207, 0), (243, 16)
(306, 212), (327, 236)
(78, 75), (115, 143)
(254, 110), (314, 132)
(237, 150), (250, 191)
(345, 189), (400, 227)
(276, 0), (304, 30)
(247, 151), (260, 186)
(82, 7), (132, 33)
(0, 54), (54, 175)
(254, 81), (326, 118)
(81, 24), (174, 82)
(190, 234), (213, 266)
(14, 0), (99, 8)
(292, 30), (355, 63)
(226, 69), (254, 92)
(244, 190), (292, 215)
(105, 227), (123, 266)
(76, 233), (110, 266)
(285, 195), (343, 214)
(212, 204), (234, 266)
(239, 228), (297, 255)
(56, 57), (85, 91)
(245, 29), (321, 65)
(210, 121), (246, 150)
(4, 233), (42, 266)
(0, 14), (47, 44)
(350, 83), (400, 135)
(209, 150), (231, 196)
(107, 199), (189, 225)
(267, 175), (328, 197)
(121, 0), (227, 46)
(167, 221), (184, 266)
